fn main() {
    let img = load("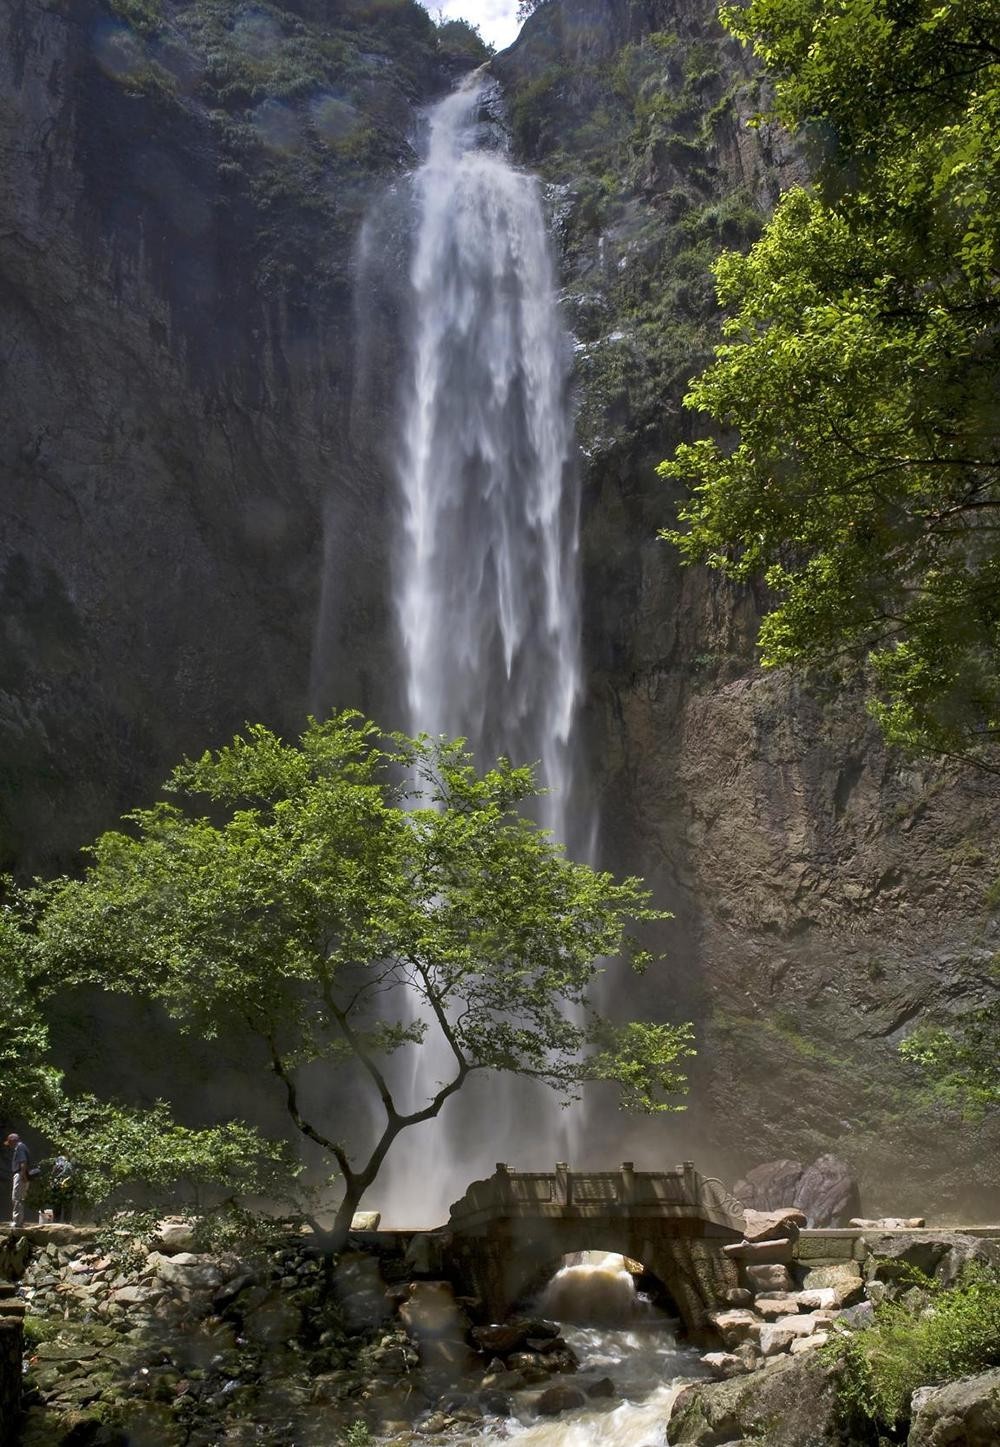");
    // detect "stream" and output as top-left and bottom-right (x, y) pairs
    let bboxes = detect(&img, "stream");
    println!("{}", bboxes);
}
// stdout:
(450, 1254), (706, 1447)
